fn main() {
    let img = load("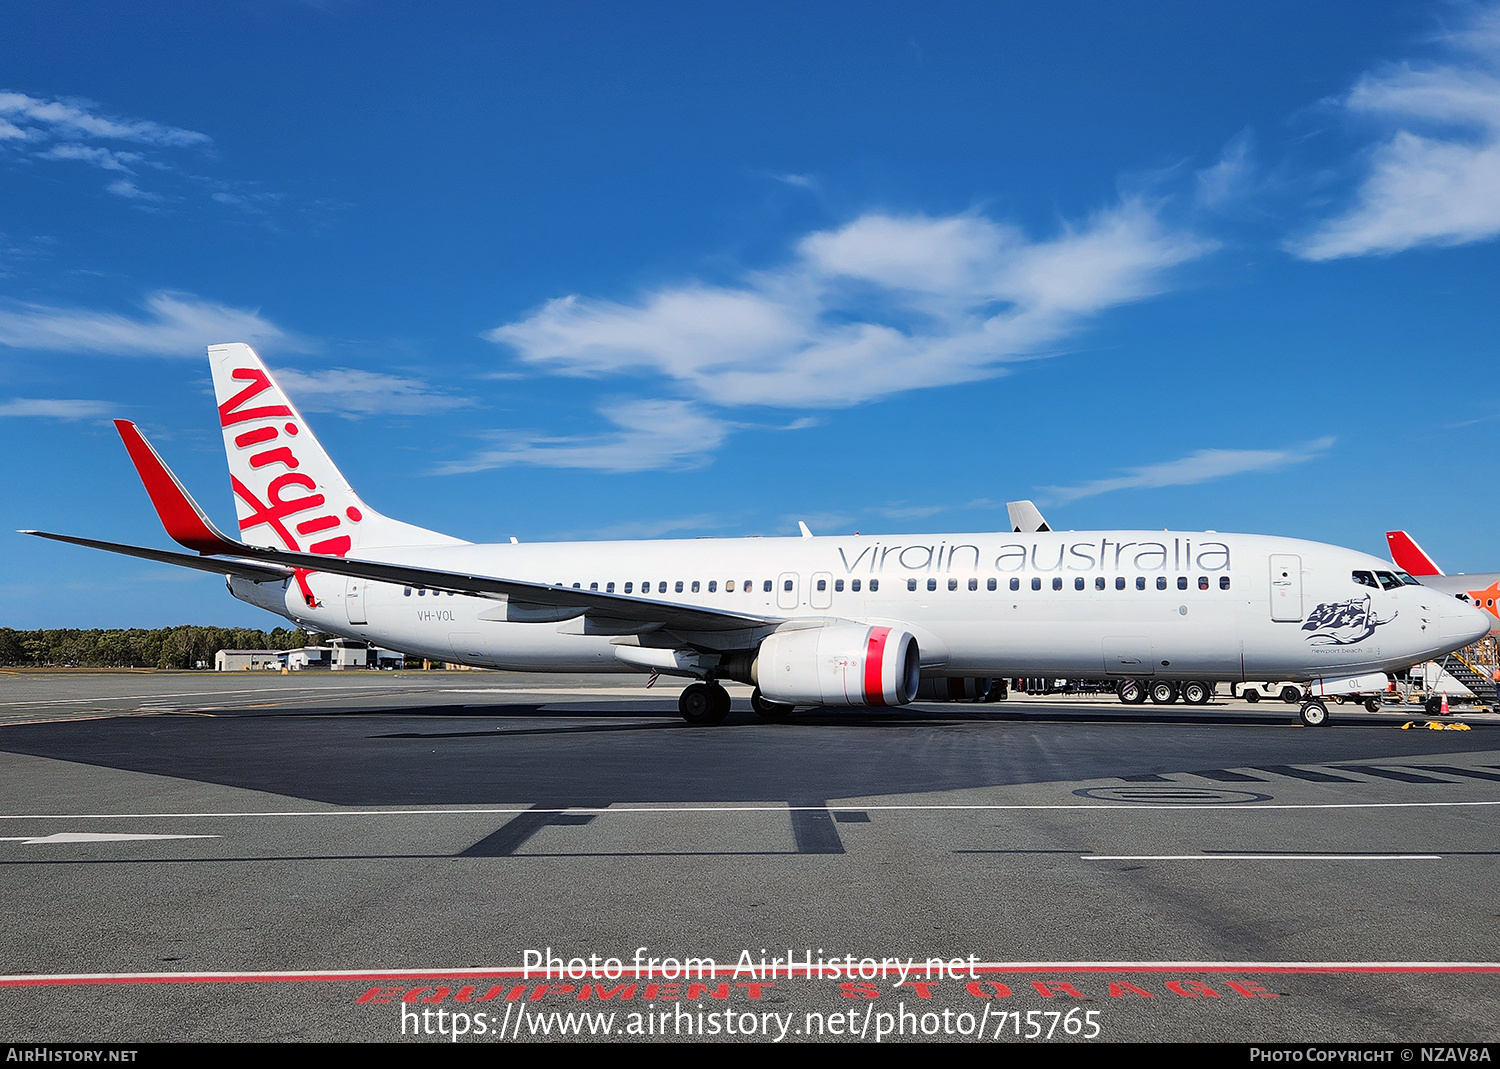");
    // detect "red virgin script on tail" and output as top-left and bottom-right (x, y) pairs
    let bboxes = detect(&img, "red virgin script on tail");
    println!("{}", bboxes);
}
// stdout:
(219, 366), (358, 557)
